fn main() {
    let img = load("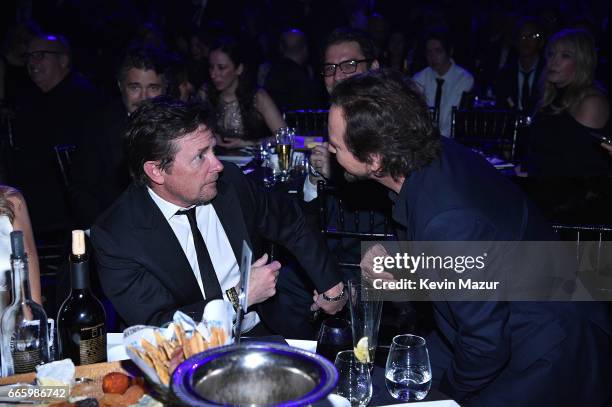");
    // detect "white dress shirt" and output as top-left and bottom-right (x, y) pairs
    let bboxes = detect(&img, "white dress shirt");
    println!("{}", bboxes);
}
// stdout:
(303, 177), (318, 202)
(413, 60), (474, 137)
(147, 188), (259, 332)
